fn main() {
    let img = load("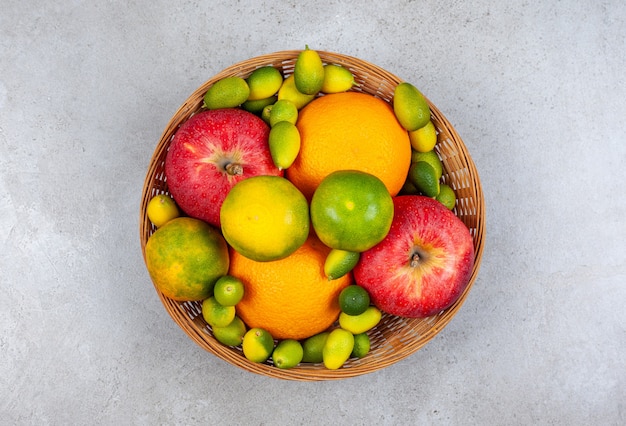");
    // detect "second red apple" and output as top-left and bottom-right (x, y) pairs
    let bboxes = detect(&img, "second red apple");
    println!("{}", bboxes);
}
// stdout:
(353, 195), (475, 318)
